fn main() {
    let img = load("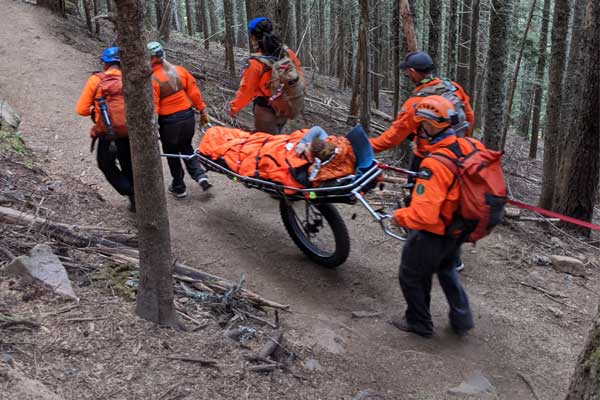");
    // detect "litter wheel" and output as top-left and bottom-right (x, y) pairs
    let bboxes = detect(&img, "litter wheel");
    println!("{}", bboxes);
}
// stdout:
(279, 200), (350, 268)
